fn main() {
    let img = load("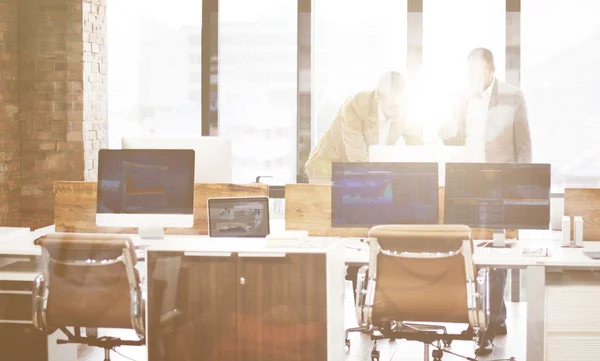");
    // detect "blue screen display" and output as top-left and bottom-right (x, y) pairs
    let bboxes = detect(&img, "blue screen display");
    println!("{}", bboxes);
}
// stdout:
(97, 149), (195, 215)
(444, 163), (551, 229)
(331, 162), (439, 227)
